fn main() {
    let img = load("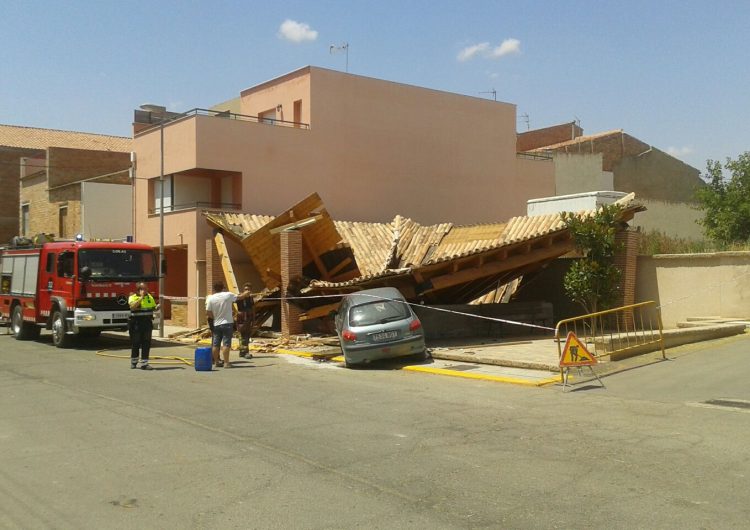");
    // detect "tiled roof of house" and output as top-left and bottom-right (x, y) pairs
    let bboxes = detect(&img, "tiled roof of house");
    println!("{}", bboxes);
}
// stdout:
(0, 124), (131, 152)
(211, 212), (275, 236)
(205, 193), (642, 296)
(528, 129), (623, 151)
(334, 219), (396, 275)
(306, 210), (573, 289)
